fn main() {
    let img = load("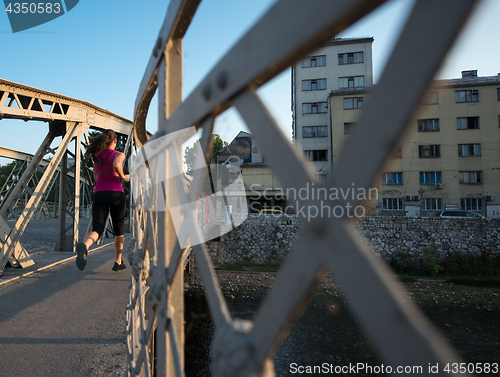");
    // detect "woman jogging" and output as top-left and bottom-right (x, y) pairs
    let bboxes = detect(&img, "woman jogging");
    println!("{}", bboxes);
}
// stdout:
(76, 129), (129, 271)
